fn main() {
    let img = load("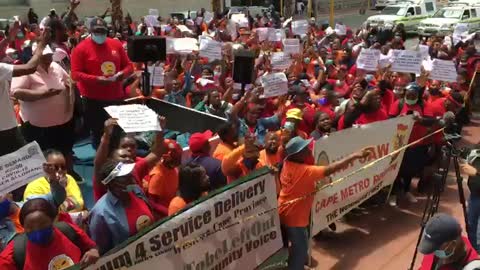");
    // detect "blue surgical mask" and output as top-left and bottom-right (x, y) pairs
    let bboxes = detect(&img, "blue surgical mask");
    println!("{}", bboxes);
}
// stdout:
(123, 184), (138, 193)
(304, 58), (311, 64)
(92, 33), (107, 45)
(434, 248), (454, 259)
(405, 98), (418, 106)
(27, 227), (54, 245)
(325, 59), (334, 66)
(0, 199), (11, 220)
(283, 121), (295, 131)
(318, 97), (328, 106)
(16, 32), (24, 39)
